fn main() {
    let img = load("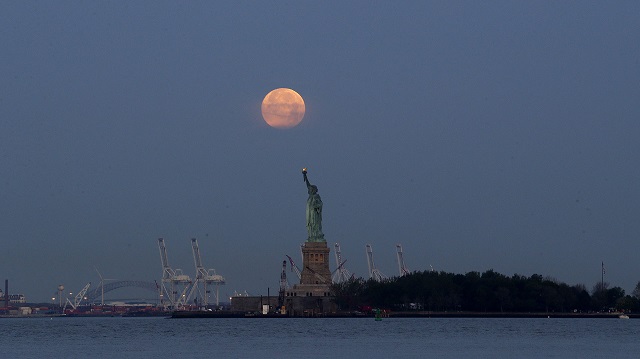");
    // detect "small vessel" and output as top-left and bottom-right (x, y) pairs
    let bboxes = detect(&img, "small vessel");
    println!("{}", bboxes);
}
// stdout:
(619, 314), (630, 319)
